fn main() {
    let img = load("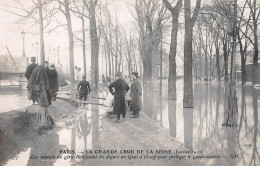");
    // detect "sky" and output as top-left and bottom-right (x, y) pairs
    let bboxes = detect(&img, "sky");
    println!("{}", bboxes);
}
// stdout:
(0, 0), (136, 74)
(0, 0), (253, 76)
